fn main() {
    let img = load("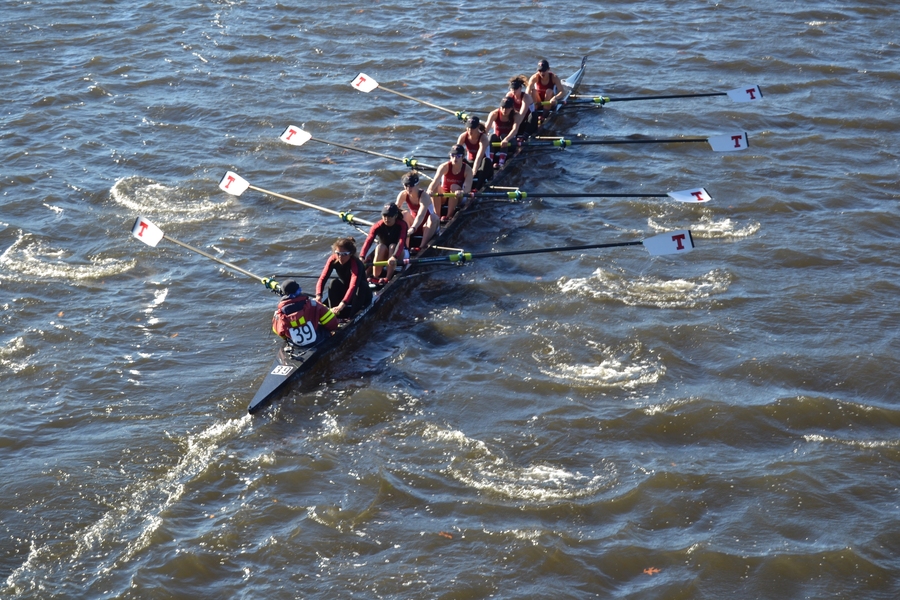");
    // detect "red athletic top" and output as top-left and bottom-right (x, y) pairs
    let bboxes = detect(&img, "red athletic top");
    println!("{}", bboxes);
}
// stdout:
(534, 71), (556, 98)
(462, 133), (481, 161)
(492, 111), (516, 138)
(441, 163), (467, 192)
(359, 219), (409, 259)
(399, 188), (423, 215)
(272, 295), (337, 345)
